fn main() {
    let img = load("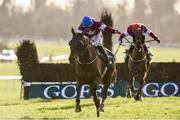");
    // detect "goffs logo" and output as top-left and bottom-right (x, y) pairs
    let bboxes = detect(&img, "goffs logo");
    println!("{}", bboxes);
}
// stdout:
(142, 82), (180, 97)
(43, 84), (115, 99)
